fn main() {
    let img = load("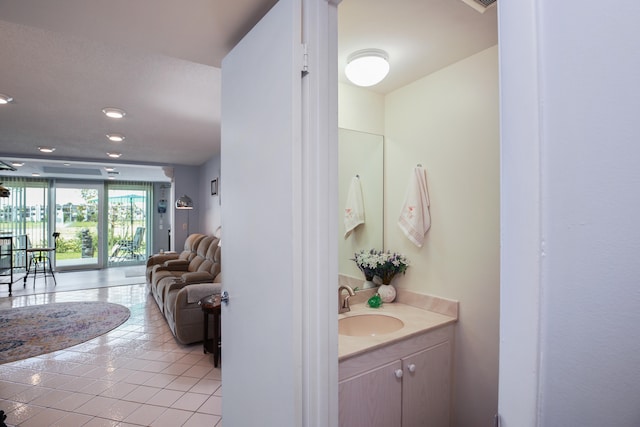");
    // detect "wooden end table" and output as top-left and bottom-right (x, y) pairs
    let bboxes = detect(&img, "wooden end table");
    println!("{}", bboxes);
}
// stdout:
(199, 294), (221, 367)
